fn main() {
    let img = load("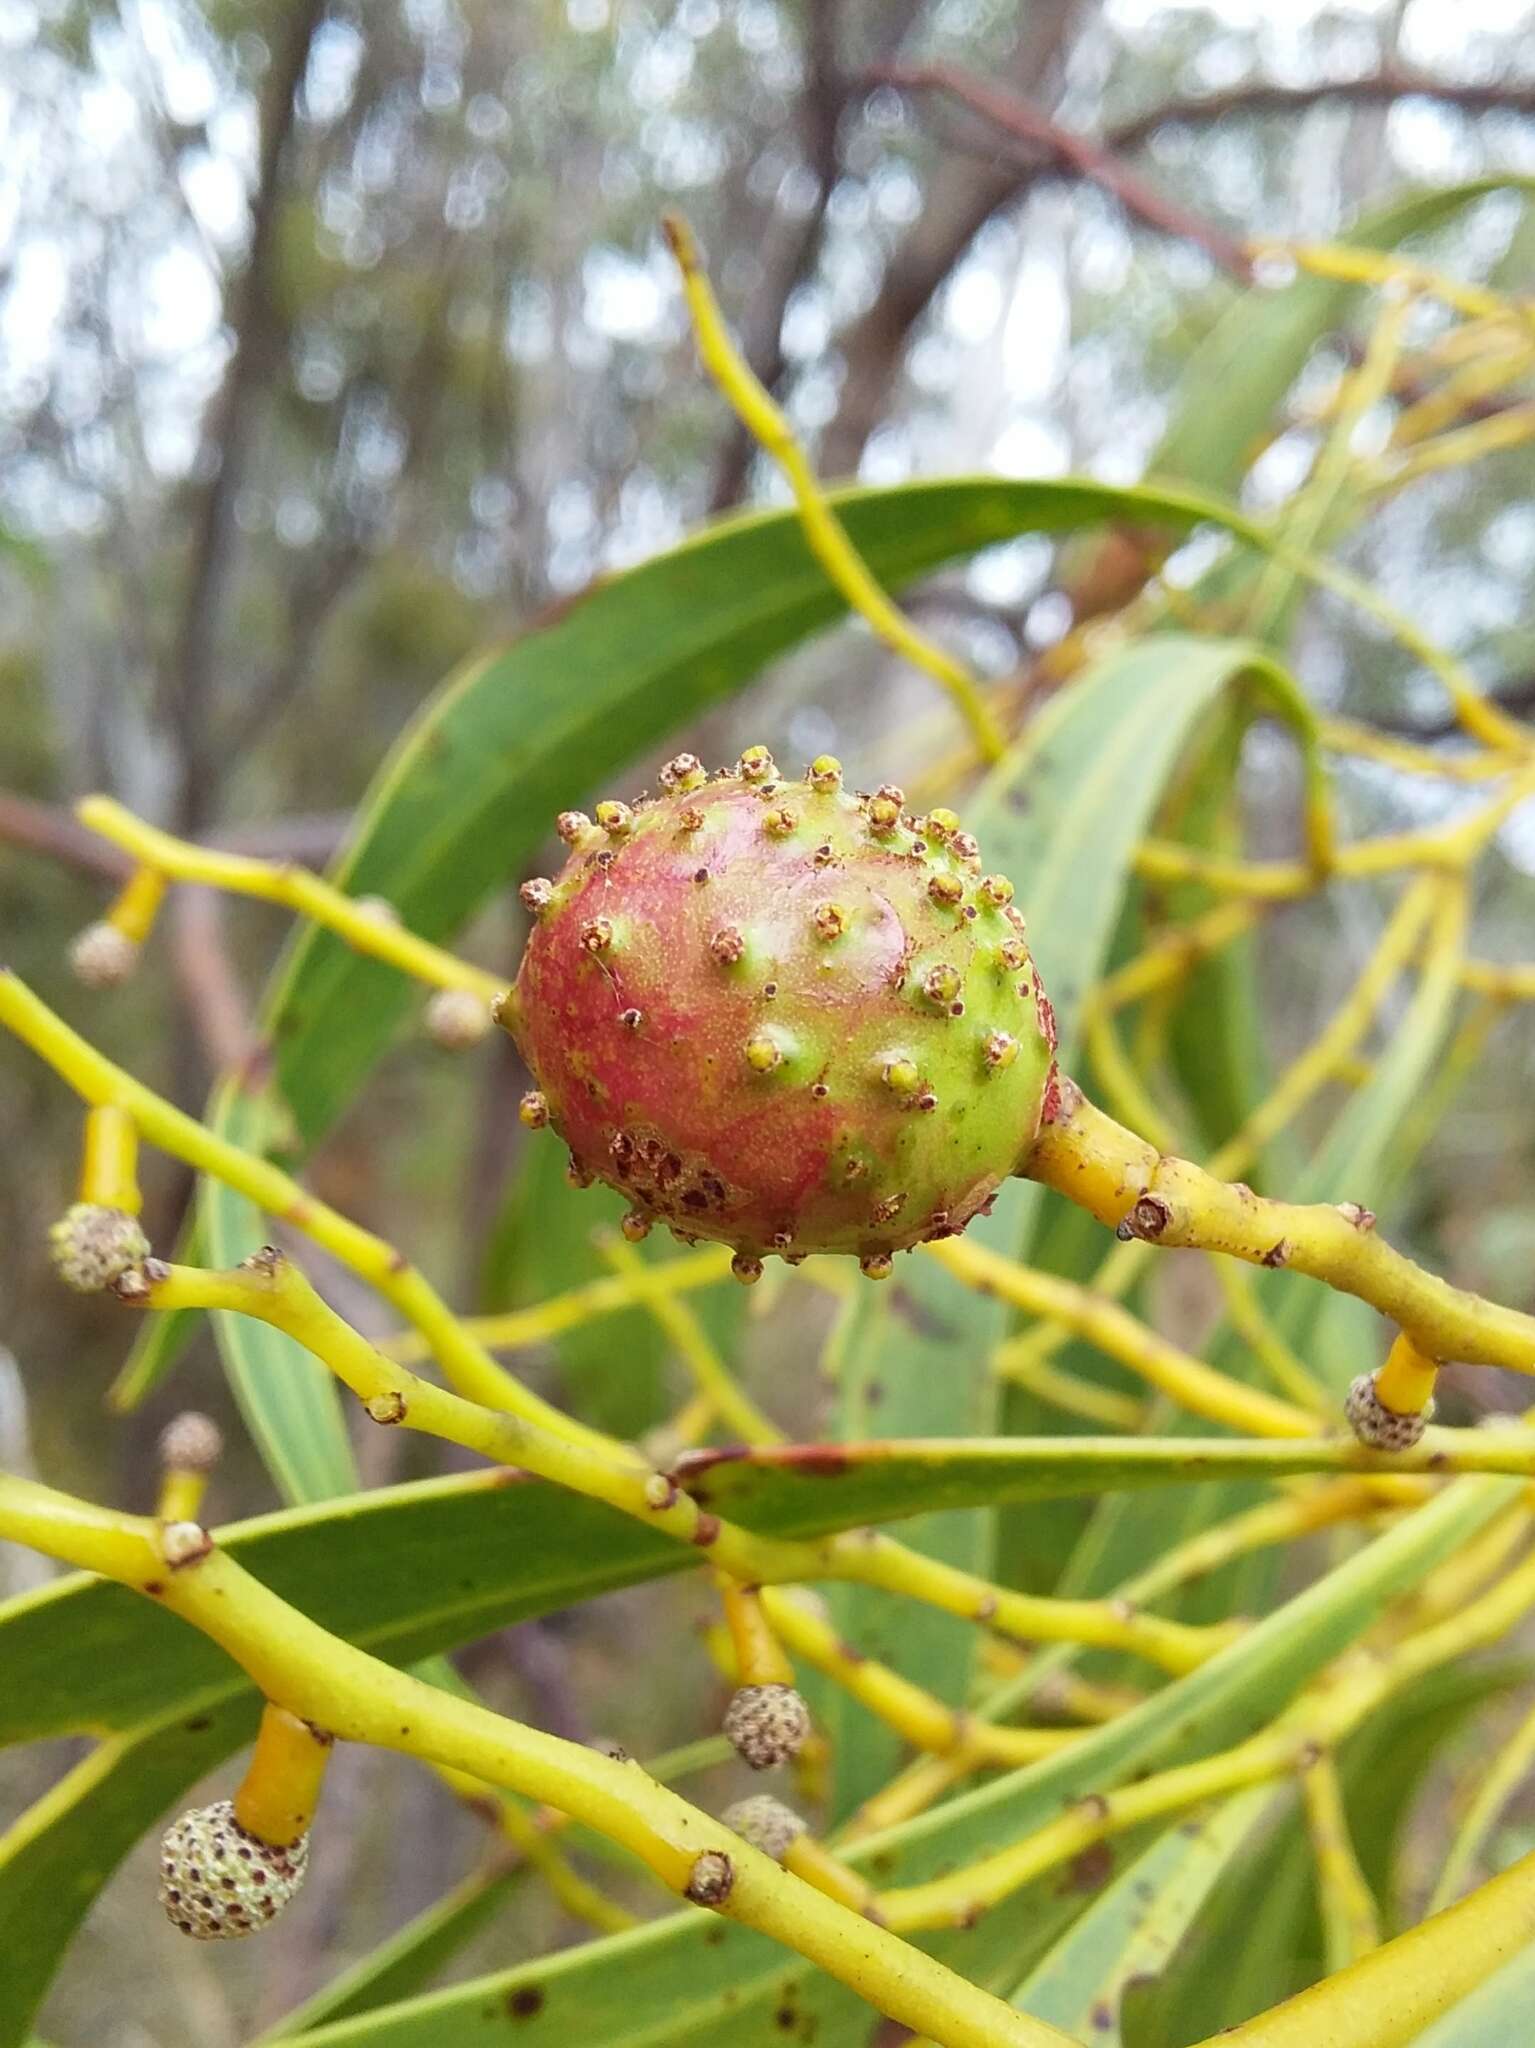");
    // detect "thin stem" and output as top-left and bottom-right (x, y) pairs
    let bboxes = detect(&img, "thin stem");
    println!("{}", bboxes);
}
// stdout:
(935, 1235), (1318, 1438)
(1428, 1690), (1535, 1912)
(1302, 1750), (1381, 1971)
(1023, 1078), (1535, 1375)
(381, 1245), (736, 1365)
(663, 213), (1006, 763)
(126, 1250), (1234, 1674)
(598, 1232), (784, 1445)
(77, 798), (504, 1003)
(763, 1588), (1084, 1770)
